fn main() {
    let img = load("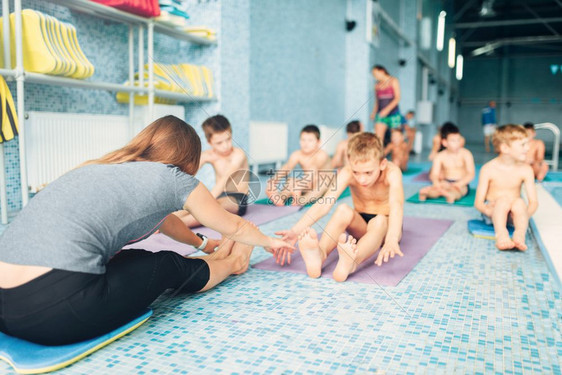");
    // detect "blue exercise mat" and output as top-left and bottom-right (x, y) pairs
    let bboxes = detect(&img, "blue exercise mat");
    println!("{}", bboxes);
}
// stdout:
(0, 309), (152, 374)
(467, 219), (514, 240)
